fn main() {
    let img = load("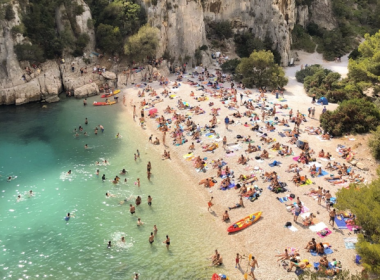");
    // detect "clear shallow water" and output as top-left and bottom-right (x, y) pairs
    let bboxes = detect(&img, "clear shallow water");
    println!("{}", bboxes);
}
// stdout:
(0, 97), (229, 280)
